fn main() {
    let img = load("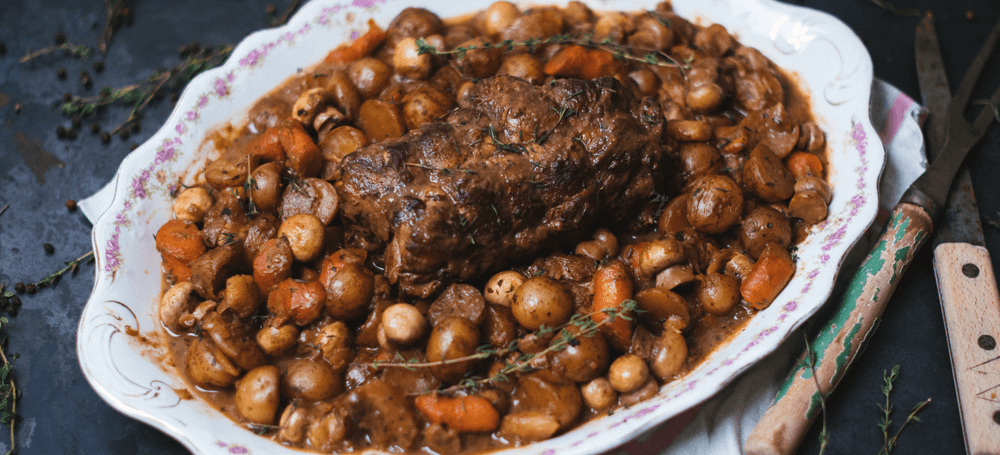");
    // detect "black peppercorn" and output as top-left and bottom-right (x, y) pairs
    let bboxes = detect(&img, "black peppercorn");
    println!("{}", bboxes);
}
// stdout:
(13, 283), (25, 294)
(66, 199), (78, 211)
(170, 93), (179, 105)
(55, 32), (66, 45)
(129, 142), (139, 151)
(266, 4), (277, 15)
(62, 92), (72, 102)
(56, 126), (67, 138)
(11, 295), (21, 307)
(101, 131), (111, 143)
(25, 283), (36, 294)
(43, 243), (55, 254)
(119, 129), (130, 139)
(66, 128), (77, 140)
(80, 71), (93, 88)
(90, 123), (100, 134)
(57, 67), (68, 79)
(93, 60), (105, 73)
(130, 122), (140, 133)
(72, 116), (82, 128)
(0, 41), (7, 56)
(9, 306), (18, 317)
